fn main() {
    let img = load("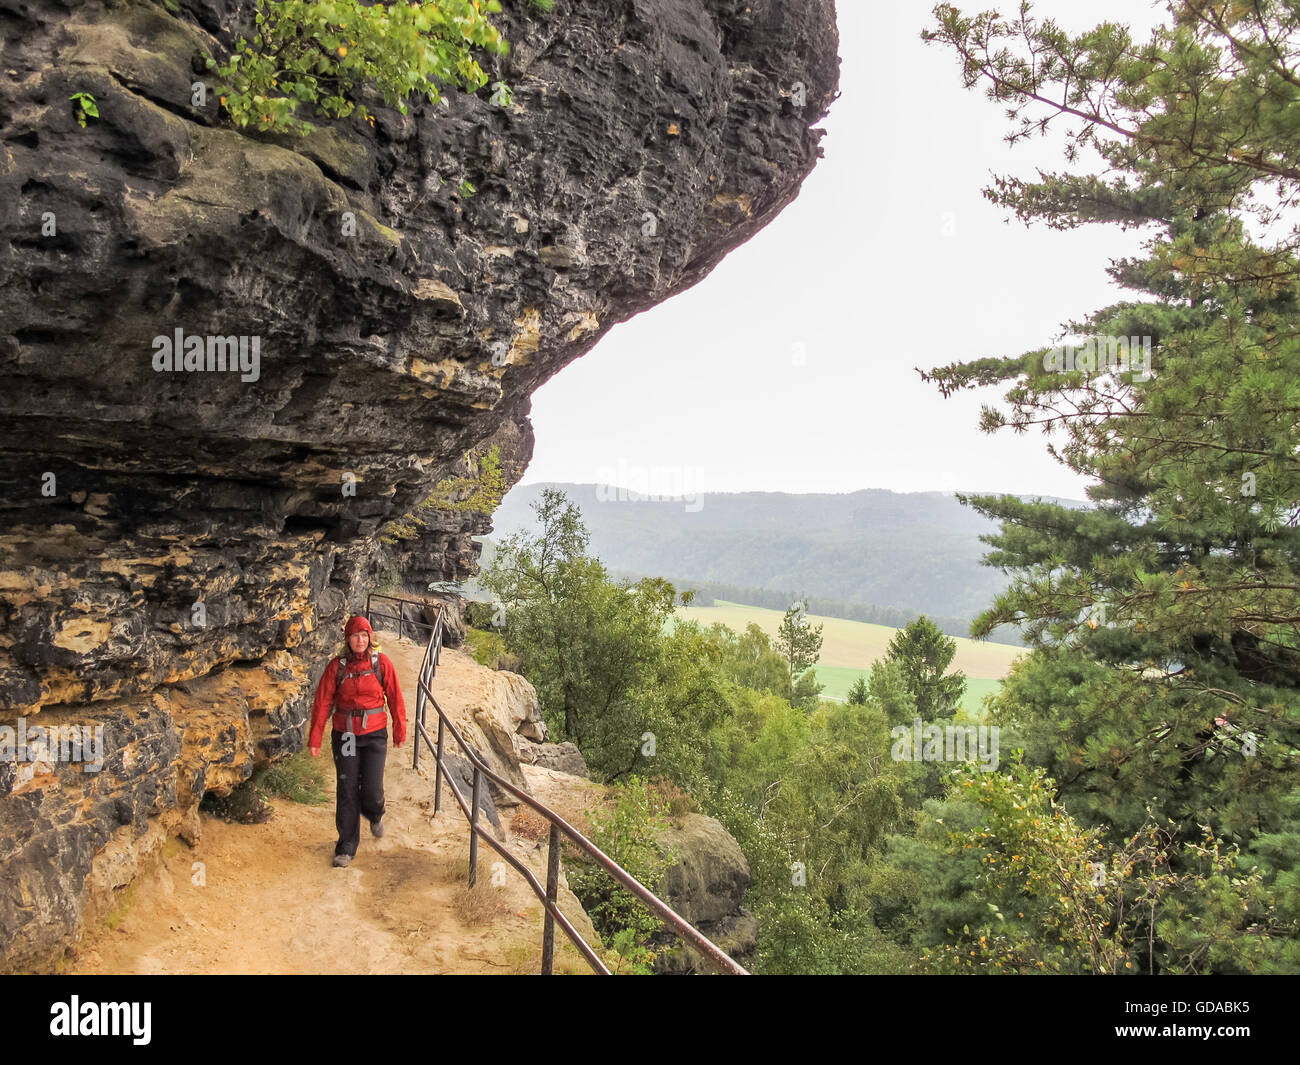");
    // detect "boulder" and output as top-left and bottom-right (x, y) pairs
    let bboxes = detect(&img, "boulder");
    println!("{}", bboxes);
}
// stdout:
(652, 812), (757, 973)
(412, 646), (547, 812)
(654, 909), (759, 975)
(518, 741), (588, 778)
(656, 813), (752, 926)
